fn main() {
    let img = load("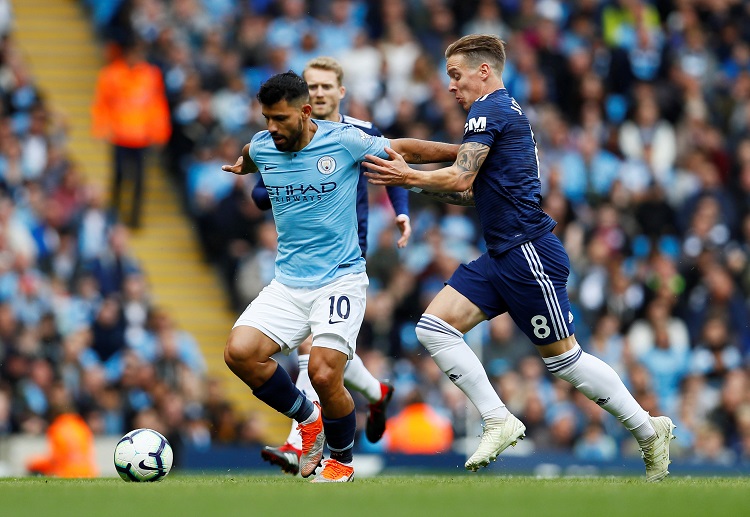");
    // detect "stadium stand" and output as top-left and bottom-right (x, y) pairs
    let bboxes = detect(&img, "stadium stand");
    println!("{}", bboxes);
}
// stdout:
(4, 0), (750, 471)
